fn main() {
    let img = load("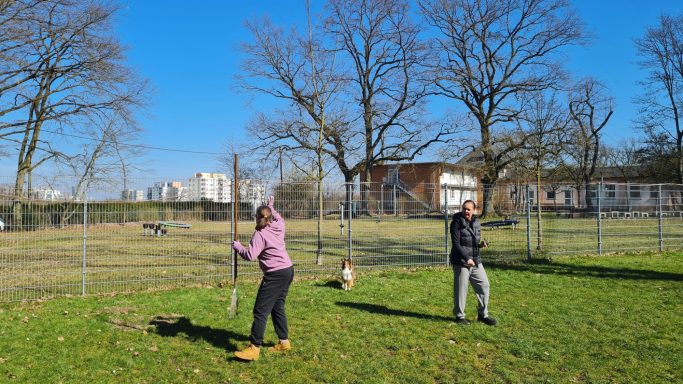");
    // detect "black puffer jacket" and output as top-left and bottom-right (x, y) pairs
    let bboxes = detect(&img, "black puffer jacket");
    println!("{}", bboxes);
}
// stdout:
(449, 211), (482, 266)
